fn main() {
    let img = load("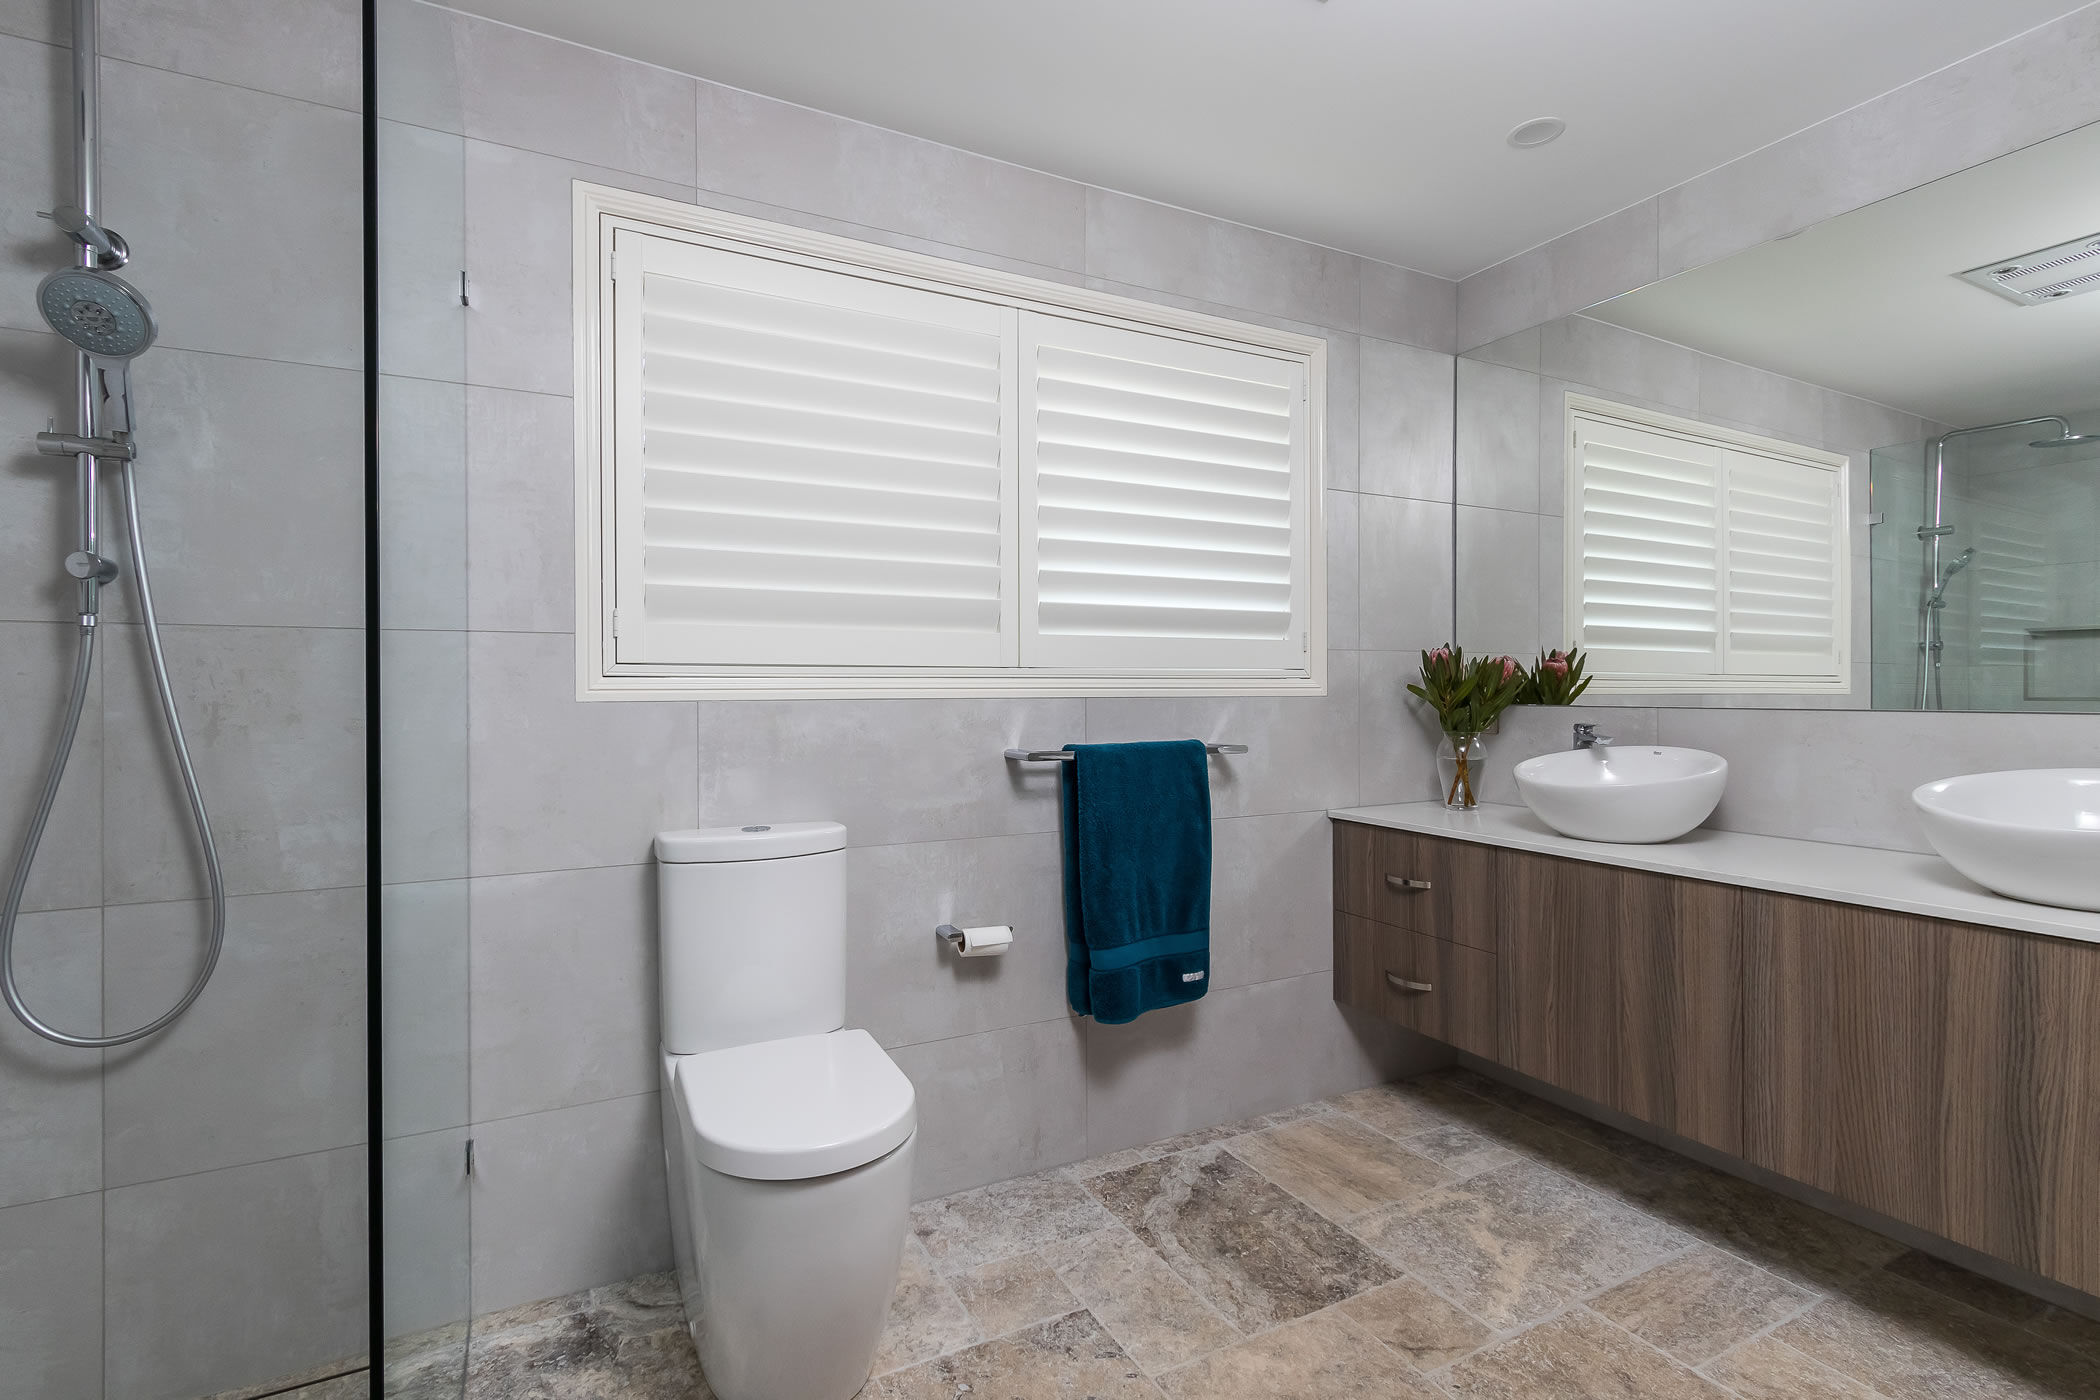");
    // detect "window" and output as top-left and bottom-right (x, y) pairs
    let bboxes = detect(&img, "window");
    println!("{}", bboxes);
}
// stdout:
(575, 185), (1325, 699)
(1562, 396), (1850, 694)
